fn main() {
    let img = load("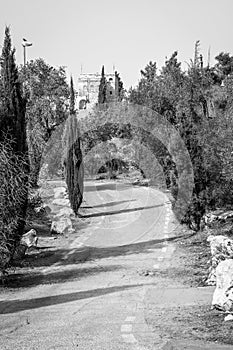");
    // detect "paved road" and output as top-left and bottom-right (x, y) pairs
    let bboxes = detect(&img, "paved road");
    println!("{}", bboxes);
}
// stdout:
(0, 181), (176, 350)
